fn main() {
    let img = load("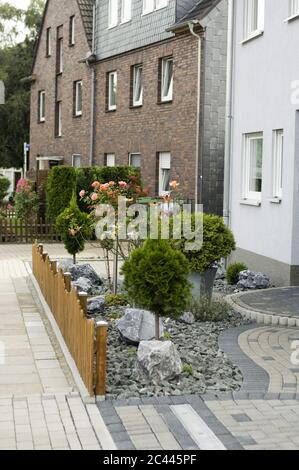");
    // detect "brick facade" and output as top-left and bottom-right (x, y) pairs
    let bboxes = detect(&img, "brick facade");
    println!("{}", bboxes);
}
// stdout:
(29, 0), (92, 170)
